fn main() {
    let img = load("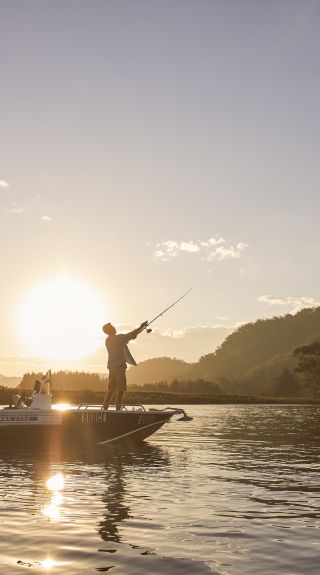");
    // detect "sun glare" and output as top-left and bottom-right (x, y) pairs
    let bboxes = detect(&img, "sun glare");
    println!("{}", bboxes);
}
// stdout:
(53, 403), (71, 411)
(42, 473), (65, 522)
(42, 558), (64, 569)
(17, 275), (107, 361)
(46, 472), (64, 491)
